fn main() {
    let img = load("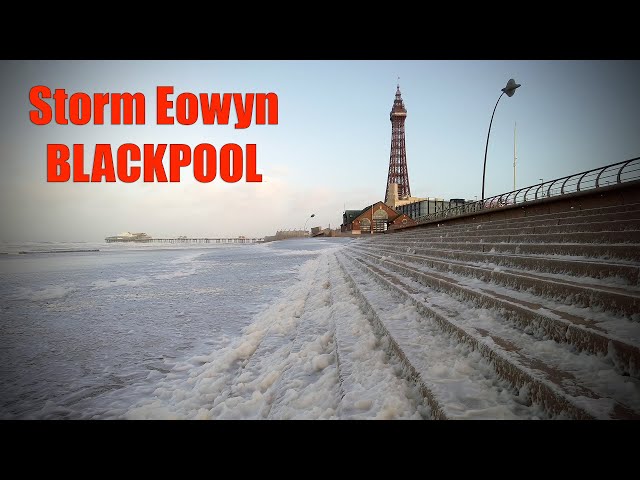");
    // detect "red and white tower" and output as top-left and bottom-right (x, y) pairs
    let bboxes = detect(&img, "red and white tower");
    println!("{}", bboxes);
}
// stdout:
(385, 84), (411, 204)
